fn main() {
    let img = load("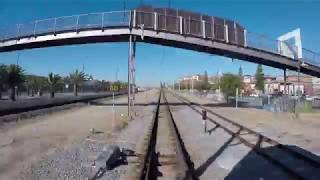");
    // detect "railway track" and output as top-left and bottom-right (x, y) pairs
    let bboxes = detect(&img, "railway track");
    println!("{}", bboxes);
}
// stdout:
(168, 90), (320, 180)
(138, 88), (195, 180)
(0, 92), (126, 117)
